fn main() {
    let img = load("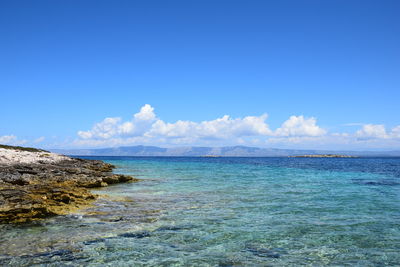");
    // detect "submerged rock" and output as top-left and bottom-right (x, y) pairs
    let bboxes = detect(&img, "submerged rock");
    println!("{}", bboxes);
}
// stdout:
(118, 231), (151, 238)
(0, 146), (139, 223)
(244, 244), (286, 259)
